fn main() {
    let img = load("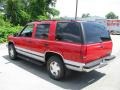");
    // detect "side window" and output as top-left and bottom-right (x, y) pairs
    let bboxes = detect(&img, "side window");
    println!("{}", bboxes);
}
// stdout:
(19, 25), (33, 37)
(56, 22), (82, 43)
(83, 22), (111, 44)
(35, 24), (50, 39)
